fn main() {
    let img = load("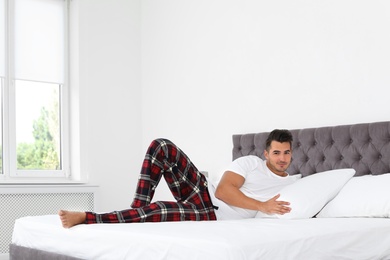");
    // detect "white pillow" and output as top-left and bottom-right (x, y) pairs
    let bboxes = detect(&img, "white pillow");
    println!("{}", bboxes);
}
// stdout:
(255, 168), (355, 219)
(317, 173), (390, 218)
